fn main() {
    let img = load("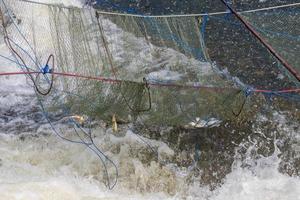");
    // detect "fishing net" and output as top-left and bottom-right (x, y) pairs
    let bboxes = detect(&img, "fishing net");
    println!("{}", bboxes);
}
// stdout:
(1, 0), (299, 137)
(0, 0), (257, 129)
(241, 6), (300, 84)
(1, 0), (300, 188)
